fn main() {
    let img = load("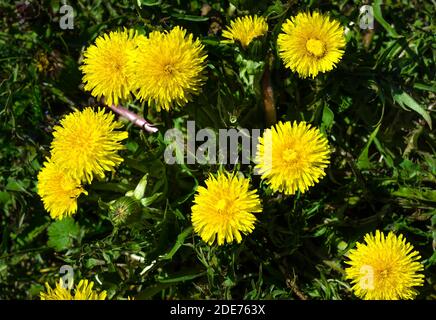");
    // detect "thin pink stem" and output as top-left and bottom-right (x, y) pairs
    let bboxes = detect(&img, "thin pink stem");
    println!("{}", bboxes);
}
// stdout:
(107, 104), (158, 133)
